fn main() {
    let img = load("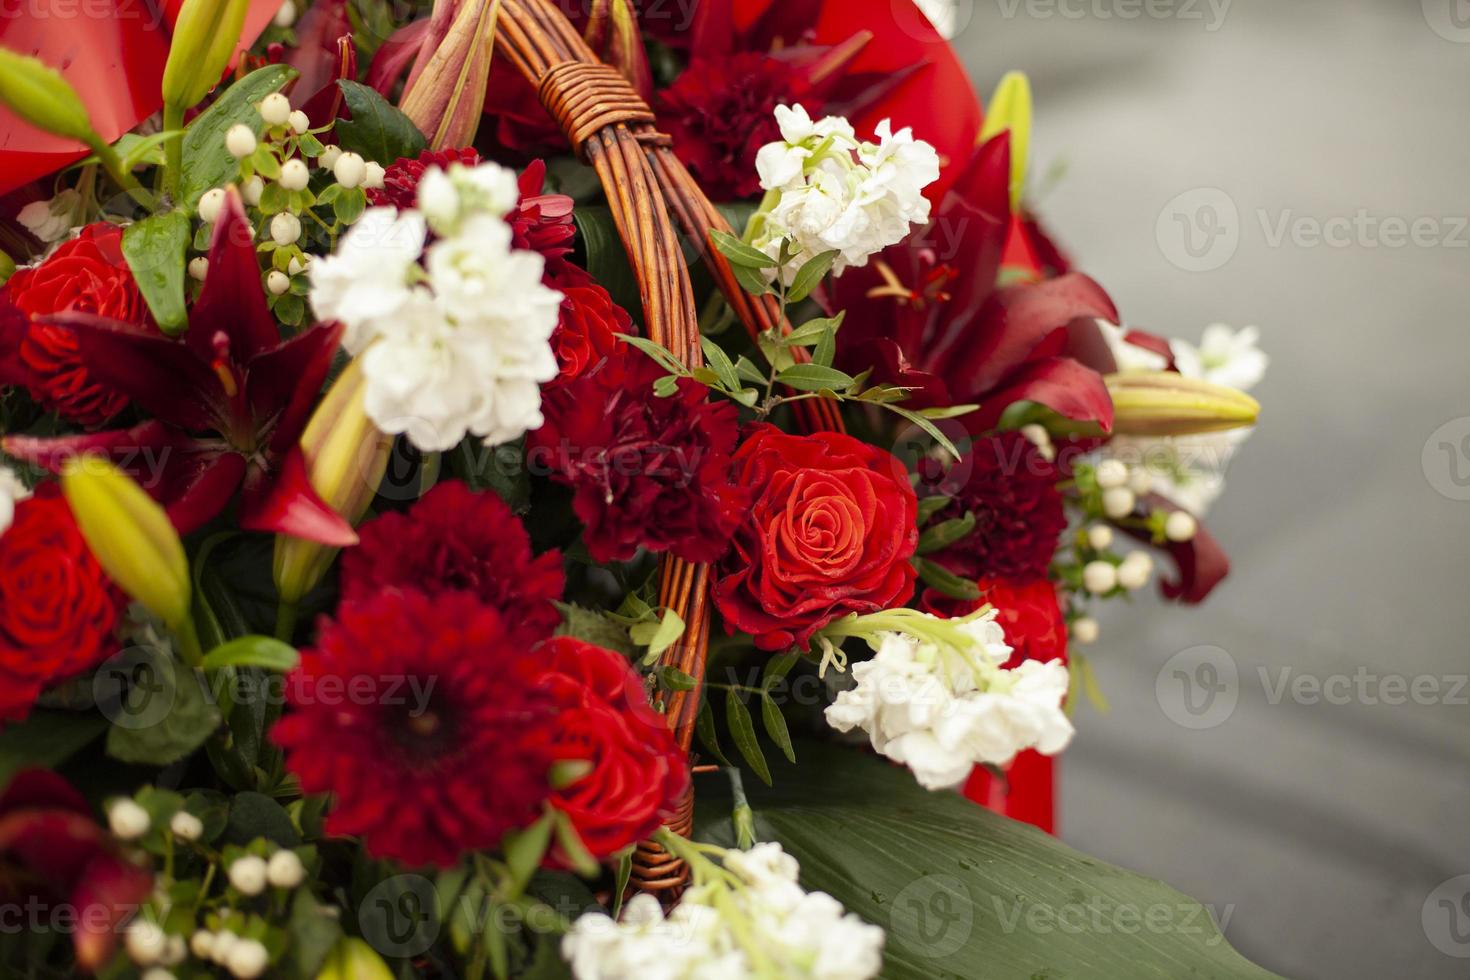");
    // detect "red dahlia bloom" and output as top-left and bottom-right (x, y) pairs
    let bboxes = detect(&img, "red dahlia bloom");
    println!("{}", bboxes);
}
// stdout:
(529, 353), (746, 565)
(1, 224), (154, 426)
(340, 480), (565, 648)
(920, 432), (1066, 584)
(533, 638), (689, 866)
(366, 147), (484, 212)
(272, 591), (558, 868)
(0, 486), (124, 726)
(715, 425), (918, 651)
